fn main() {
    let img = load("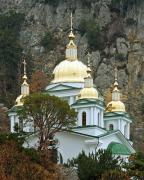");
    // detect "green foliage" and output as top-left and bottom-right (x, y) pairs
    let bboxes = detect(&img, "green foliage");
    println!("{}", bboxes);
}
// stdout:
(115, 53), (127, 61)
(18, 93), (76, 150)
(67, 149), (123, 180)
(0, 10), (25, 33)
(126, 18), (137, 26)
(41, 31), (56, 50)
(44, 0), (59, 7)
(0, 11), (25, 106)
(0, 133), (25, 147)
(125, 152), (144, 179)
(23, 148), (41, 163)
(78, 19), (106, 51)
(111, 0), (143, 16)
